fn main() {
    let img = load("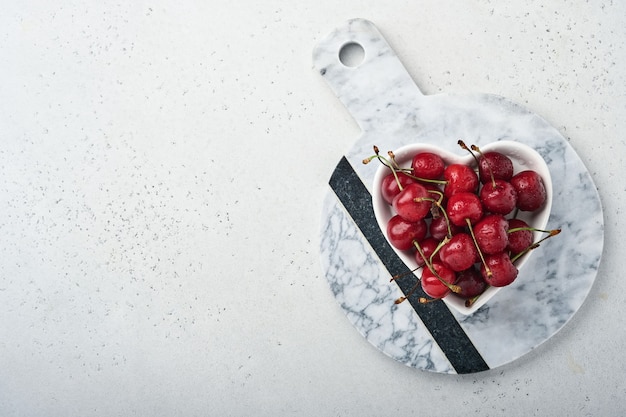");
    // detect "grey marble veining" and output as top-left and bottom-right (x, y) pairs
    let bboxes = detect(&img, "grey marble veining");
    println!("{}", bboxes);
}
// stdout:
(315, 19), (604, 373)
(320, 193), (454, 373)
